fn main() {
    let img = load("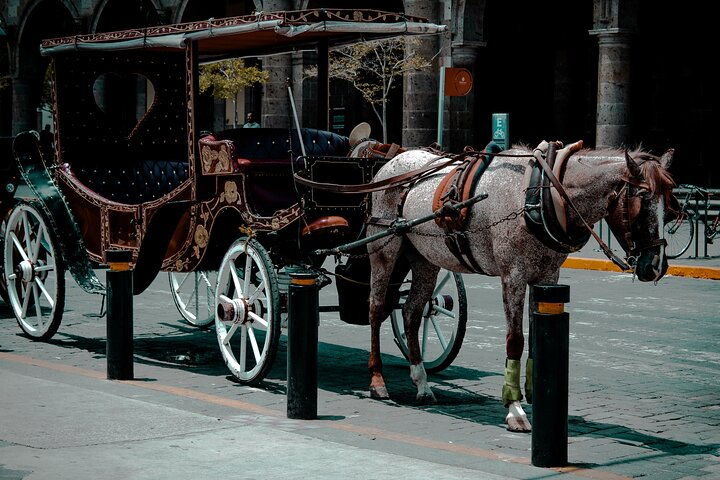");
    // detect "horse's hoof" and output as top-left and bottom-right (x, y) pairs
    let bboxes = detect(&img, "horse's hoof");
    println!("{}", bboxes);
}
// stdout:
(505, 401), (531, 433)
(416, 391), (437, 405)
(370, 385), (390, 399)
